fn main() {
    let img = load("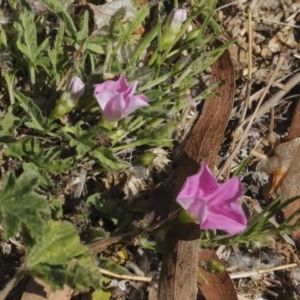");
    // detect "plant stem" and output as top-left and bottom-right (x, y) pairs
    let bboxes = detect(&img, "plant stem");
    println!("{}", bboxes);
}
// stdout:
(3, 73), (15, 105)
(0, 264), (27, 300)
